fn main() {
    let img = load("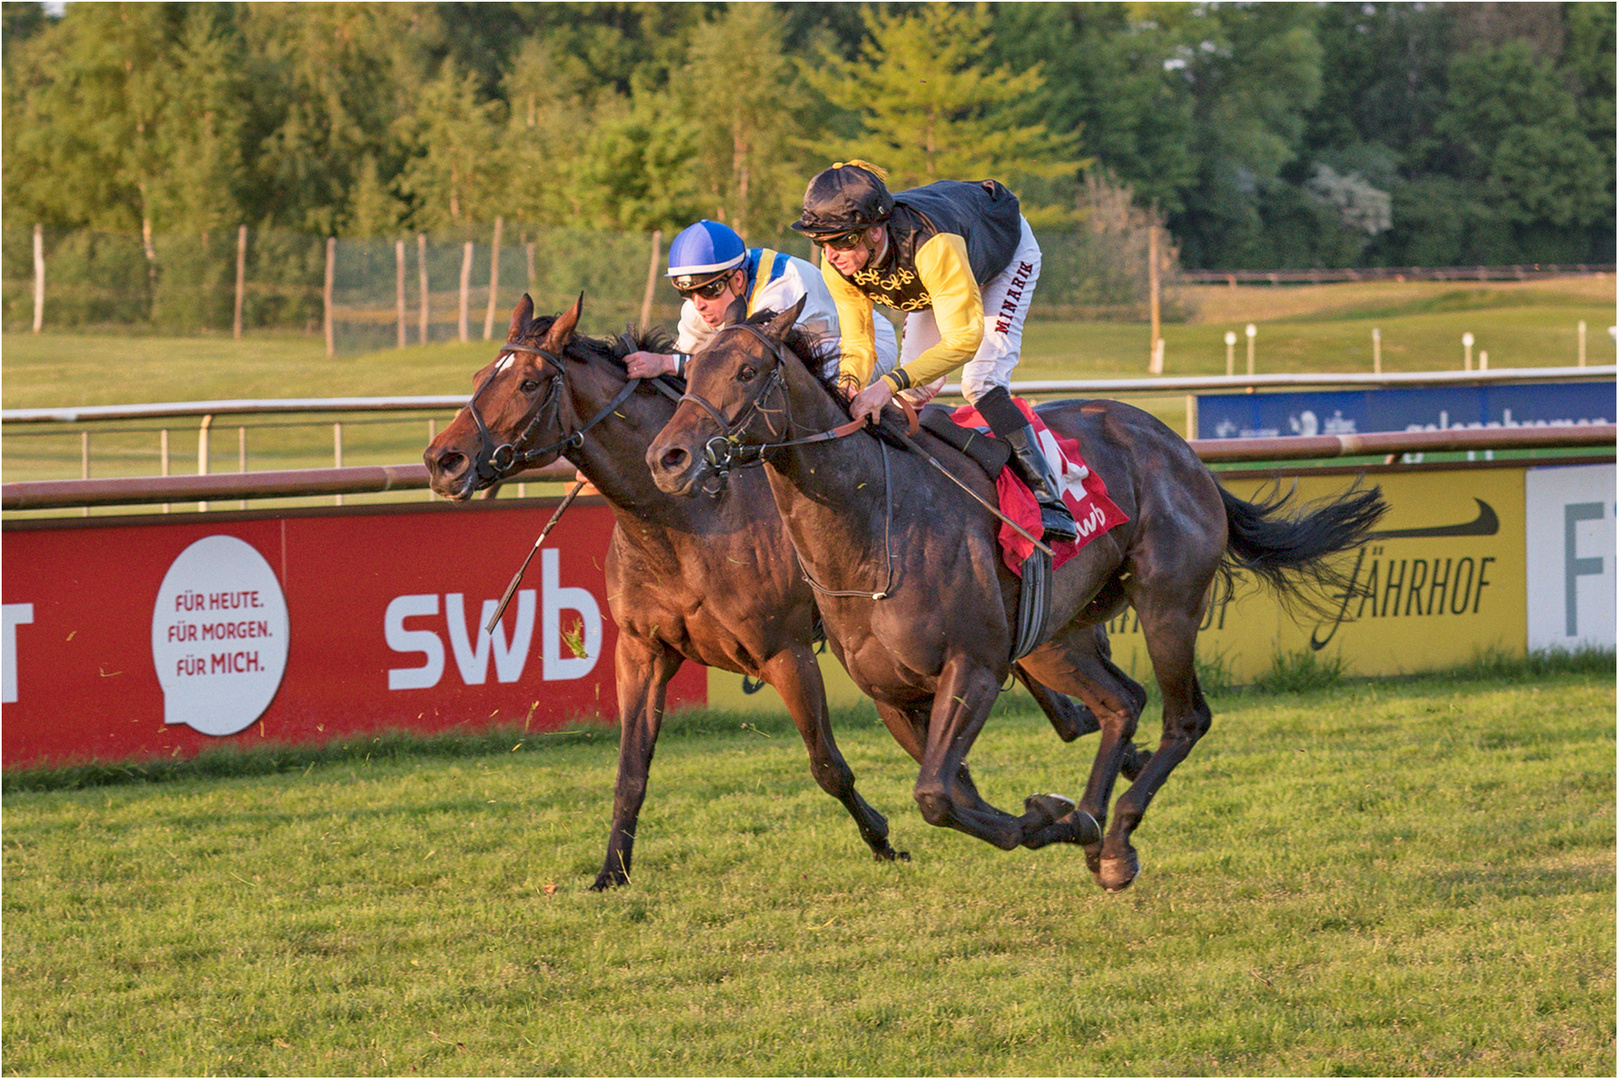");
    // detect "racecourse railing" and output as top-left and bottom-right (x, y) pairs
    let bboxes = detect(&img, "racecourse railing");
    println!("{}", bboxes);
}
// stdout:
(3, 366), (1614, 514)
